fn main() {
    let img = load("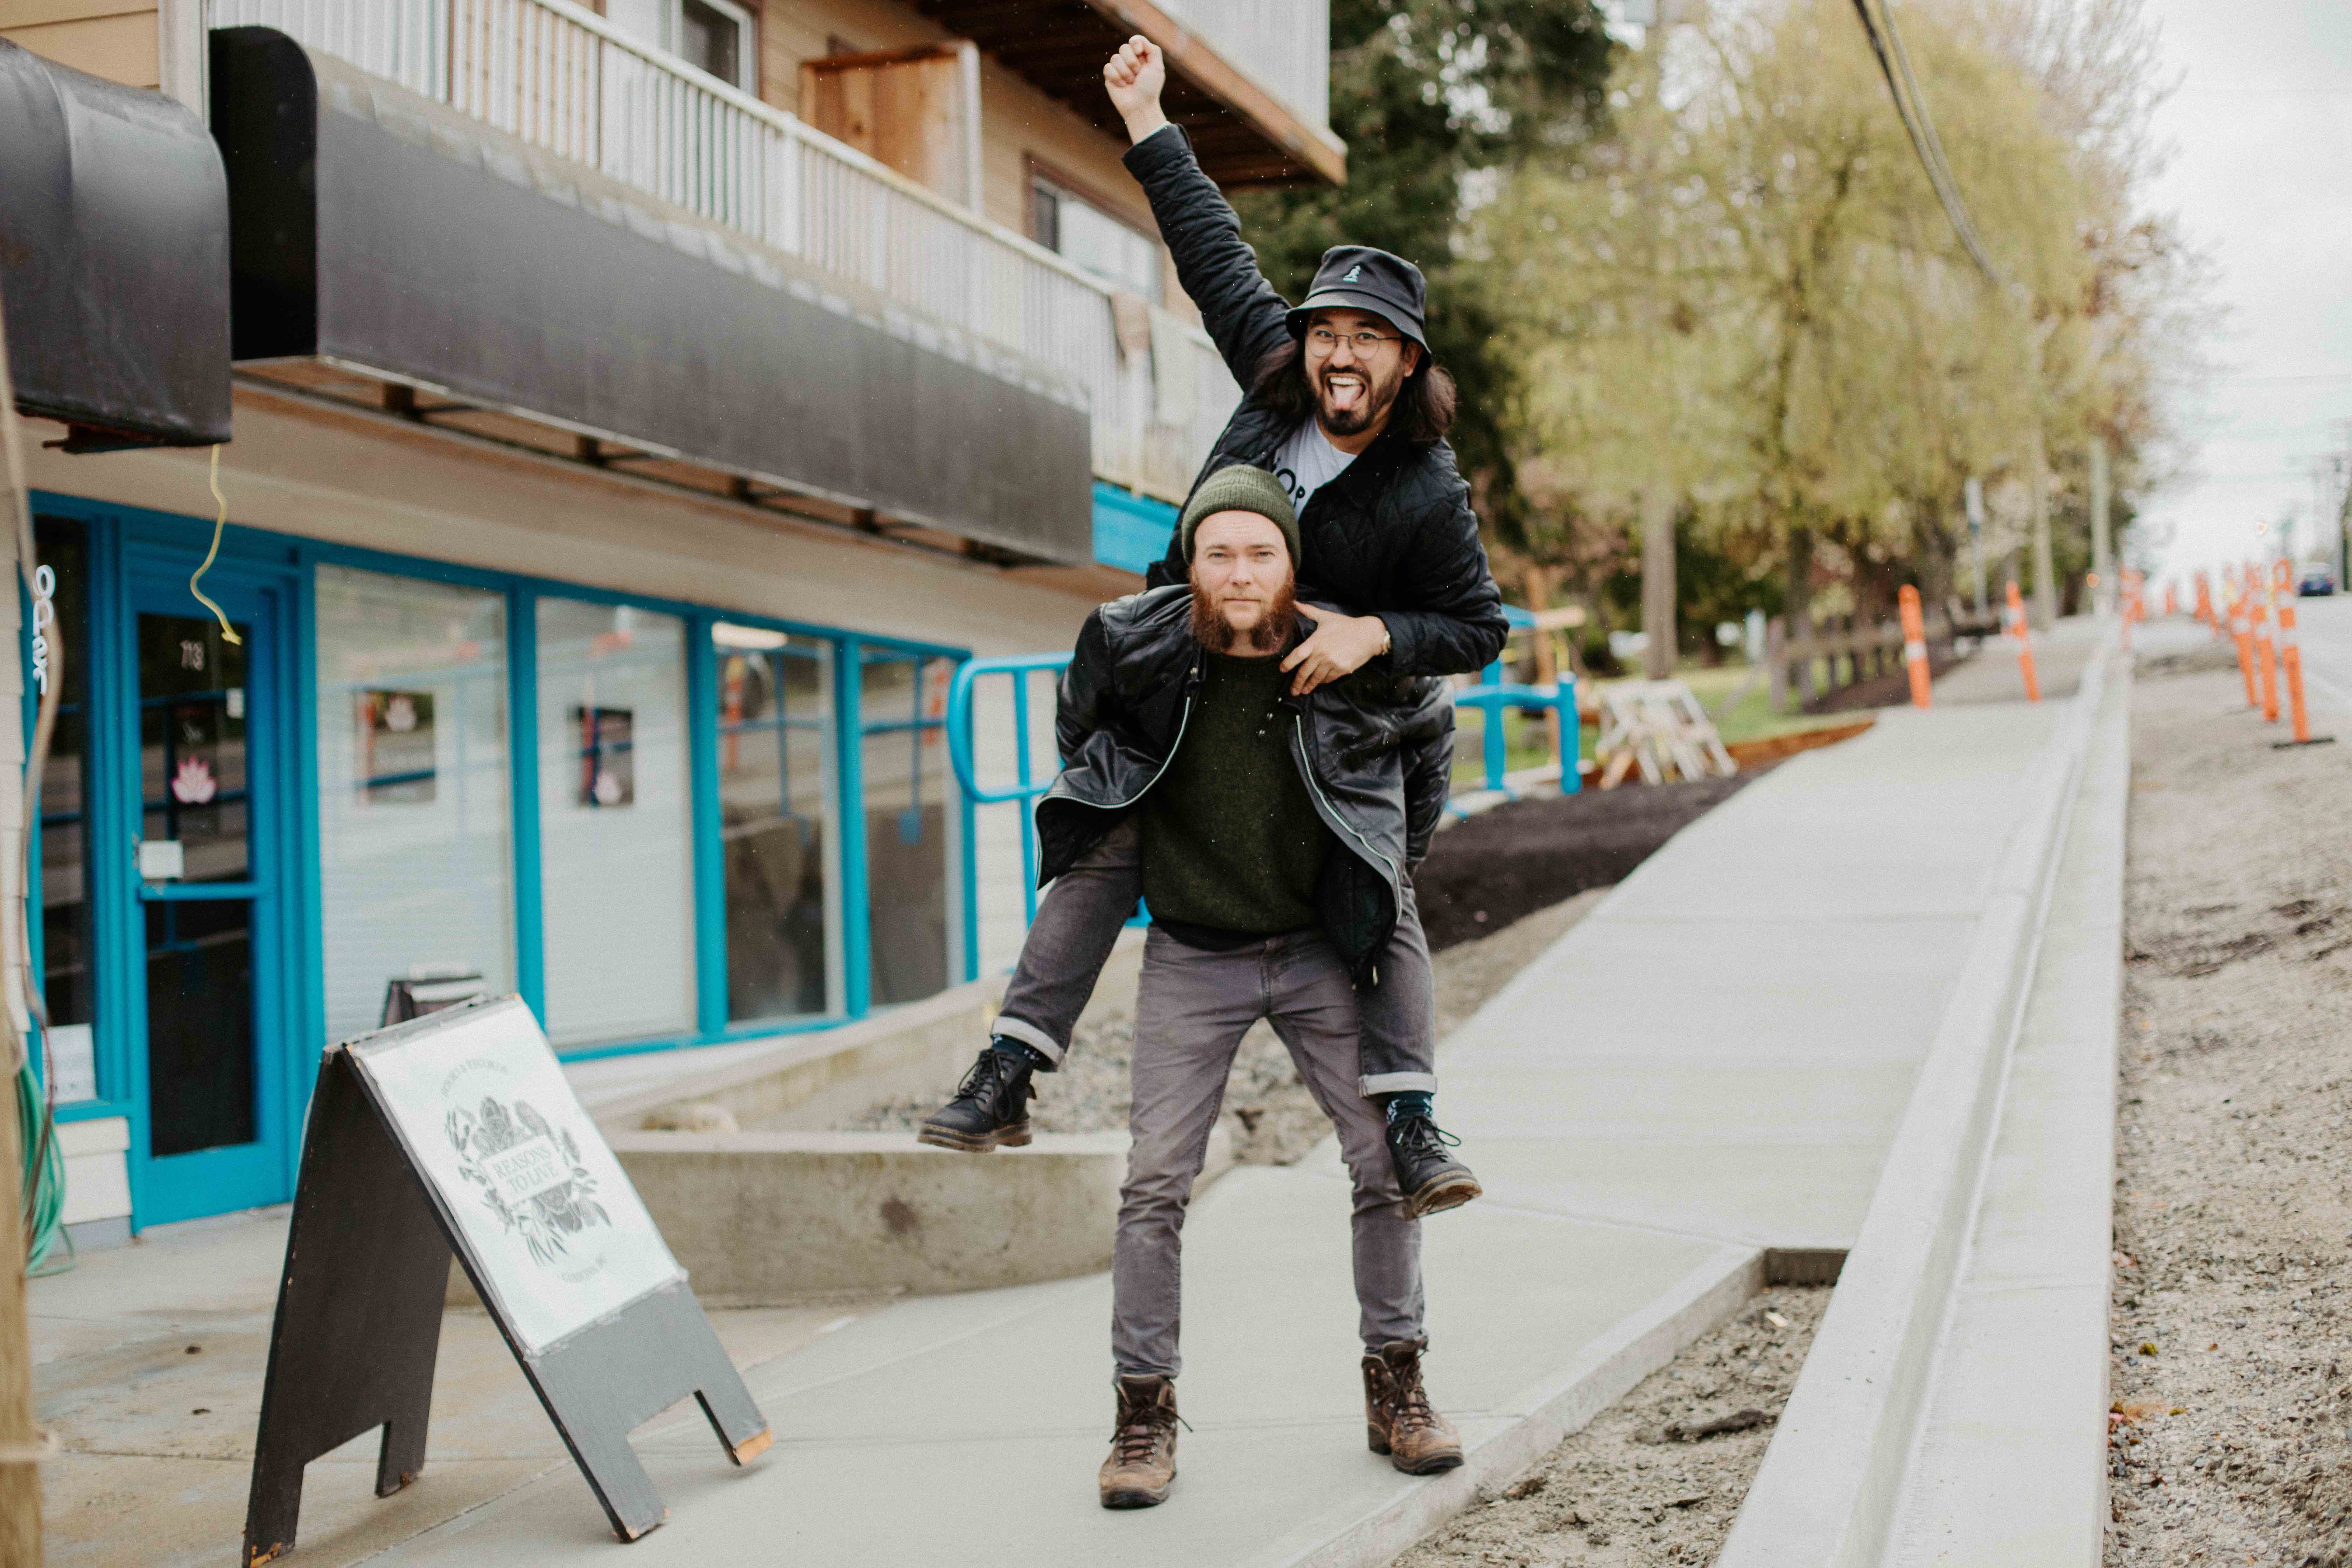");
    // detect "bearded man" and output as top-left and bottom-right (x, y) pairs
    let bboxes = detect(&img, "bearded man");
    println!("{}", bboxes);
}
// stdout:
(919, 36), (1506, 1222)
(1033, 468), (1463, 1510)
